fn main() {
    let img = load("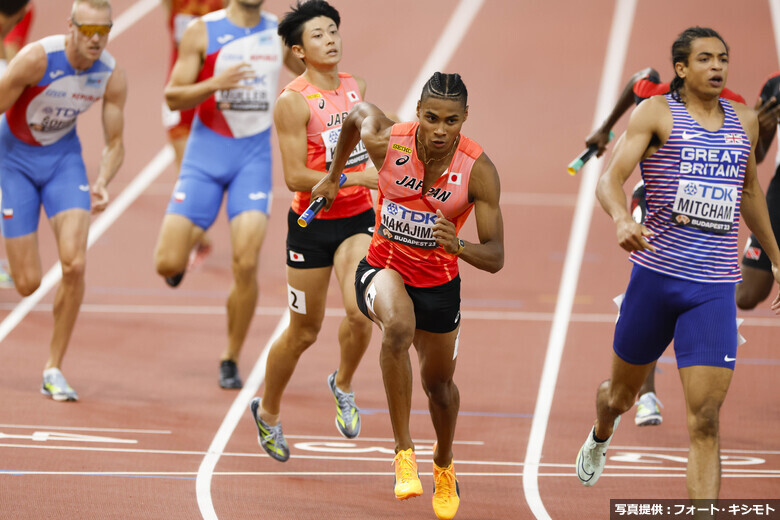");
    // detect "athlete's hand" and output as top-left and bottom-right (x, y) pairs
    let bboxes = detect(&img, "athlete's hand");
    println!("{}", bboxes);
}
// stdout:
(433, 209), (459, 254)
(311, 174), (340, 211)
(585, 126), (612, 158)
(91, 179), (109, 214)
(771, 264), (780, 314)
(616, 216), (656, 253)
(210, 62), (256, 91)
(755, 96), (780, 138)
